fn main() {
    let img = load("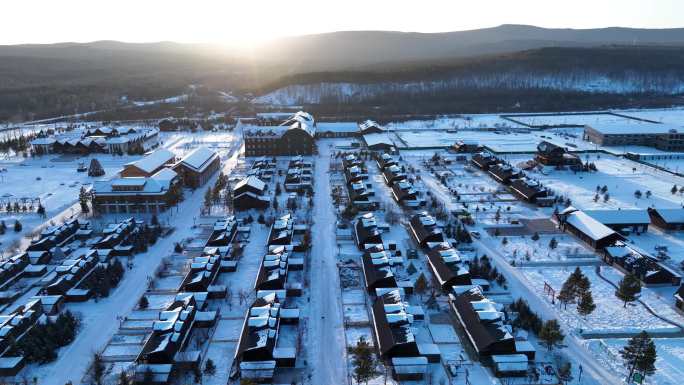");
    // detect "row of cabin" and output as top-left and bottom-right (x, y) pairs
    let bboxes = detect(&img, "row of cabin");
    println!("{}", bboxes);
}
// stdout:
(376, 153), (424, 207)
(31, 126), (160, 155)
(284, 156), (313, 193)
(233, 211), (306, 381)
(449, 286), (536, 377)
(232, 292), (299, 382)
(471, 152), (553, 207)
(353, 212), (437, 380)
(343, 153), (378, 211)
